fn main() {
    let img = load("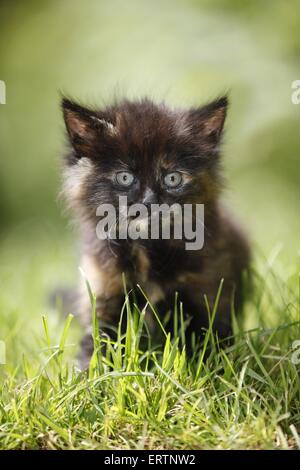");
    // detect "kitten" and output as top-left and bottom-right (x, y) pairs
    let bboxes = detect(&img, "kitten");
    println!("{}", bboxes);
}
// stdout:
(61, 96), (250, 368)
